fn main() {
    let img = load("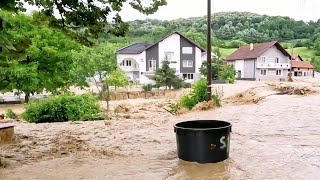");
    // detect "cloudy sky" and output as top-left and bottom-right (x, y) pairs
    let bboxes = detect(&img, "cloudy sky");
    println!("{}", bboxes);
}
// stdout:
(119, 0), (320, 22)
(25, 0), (320, 22)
